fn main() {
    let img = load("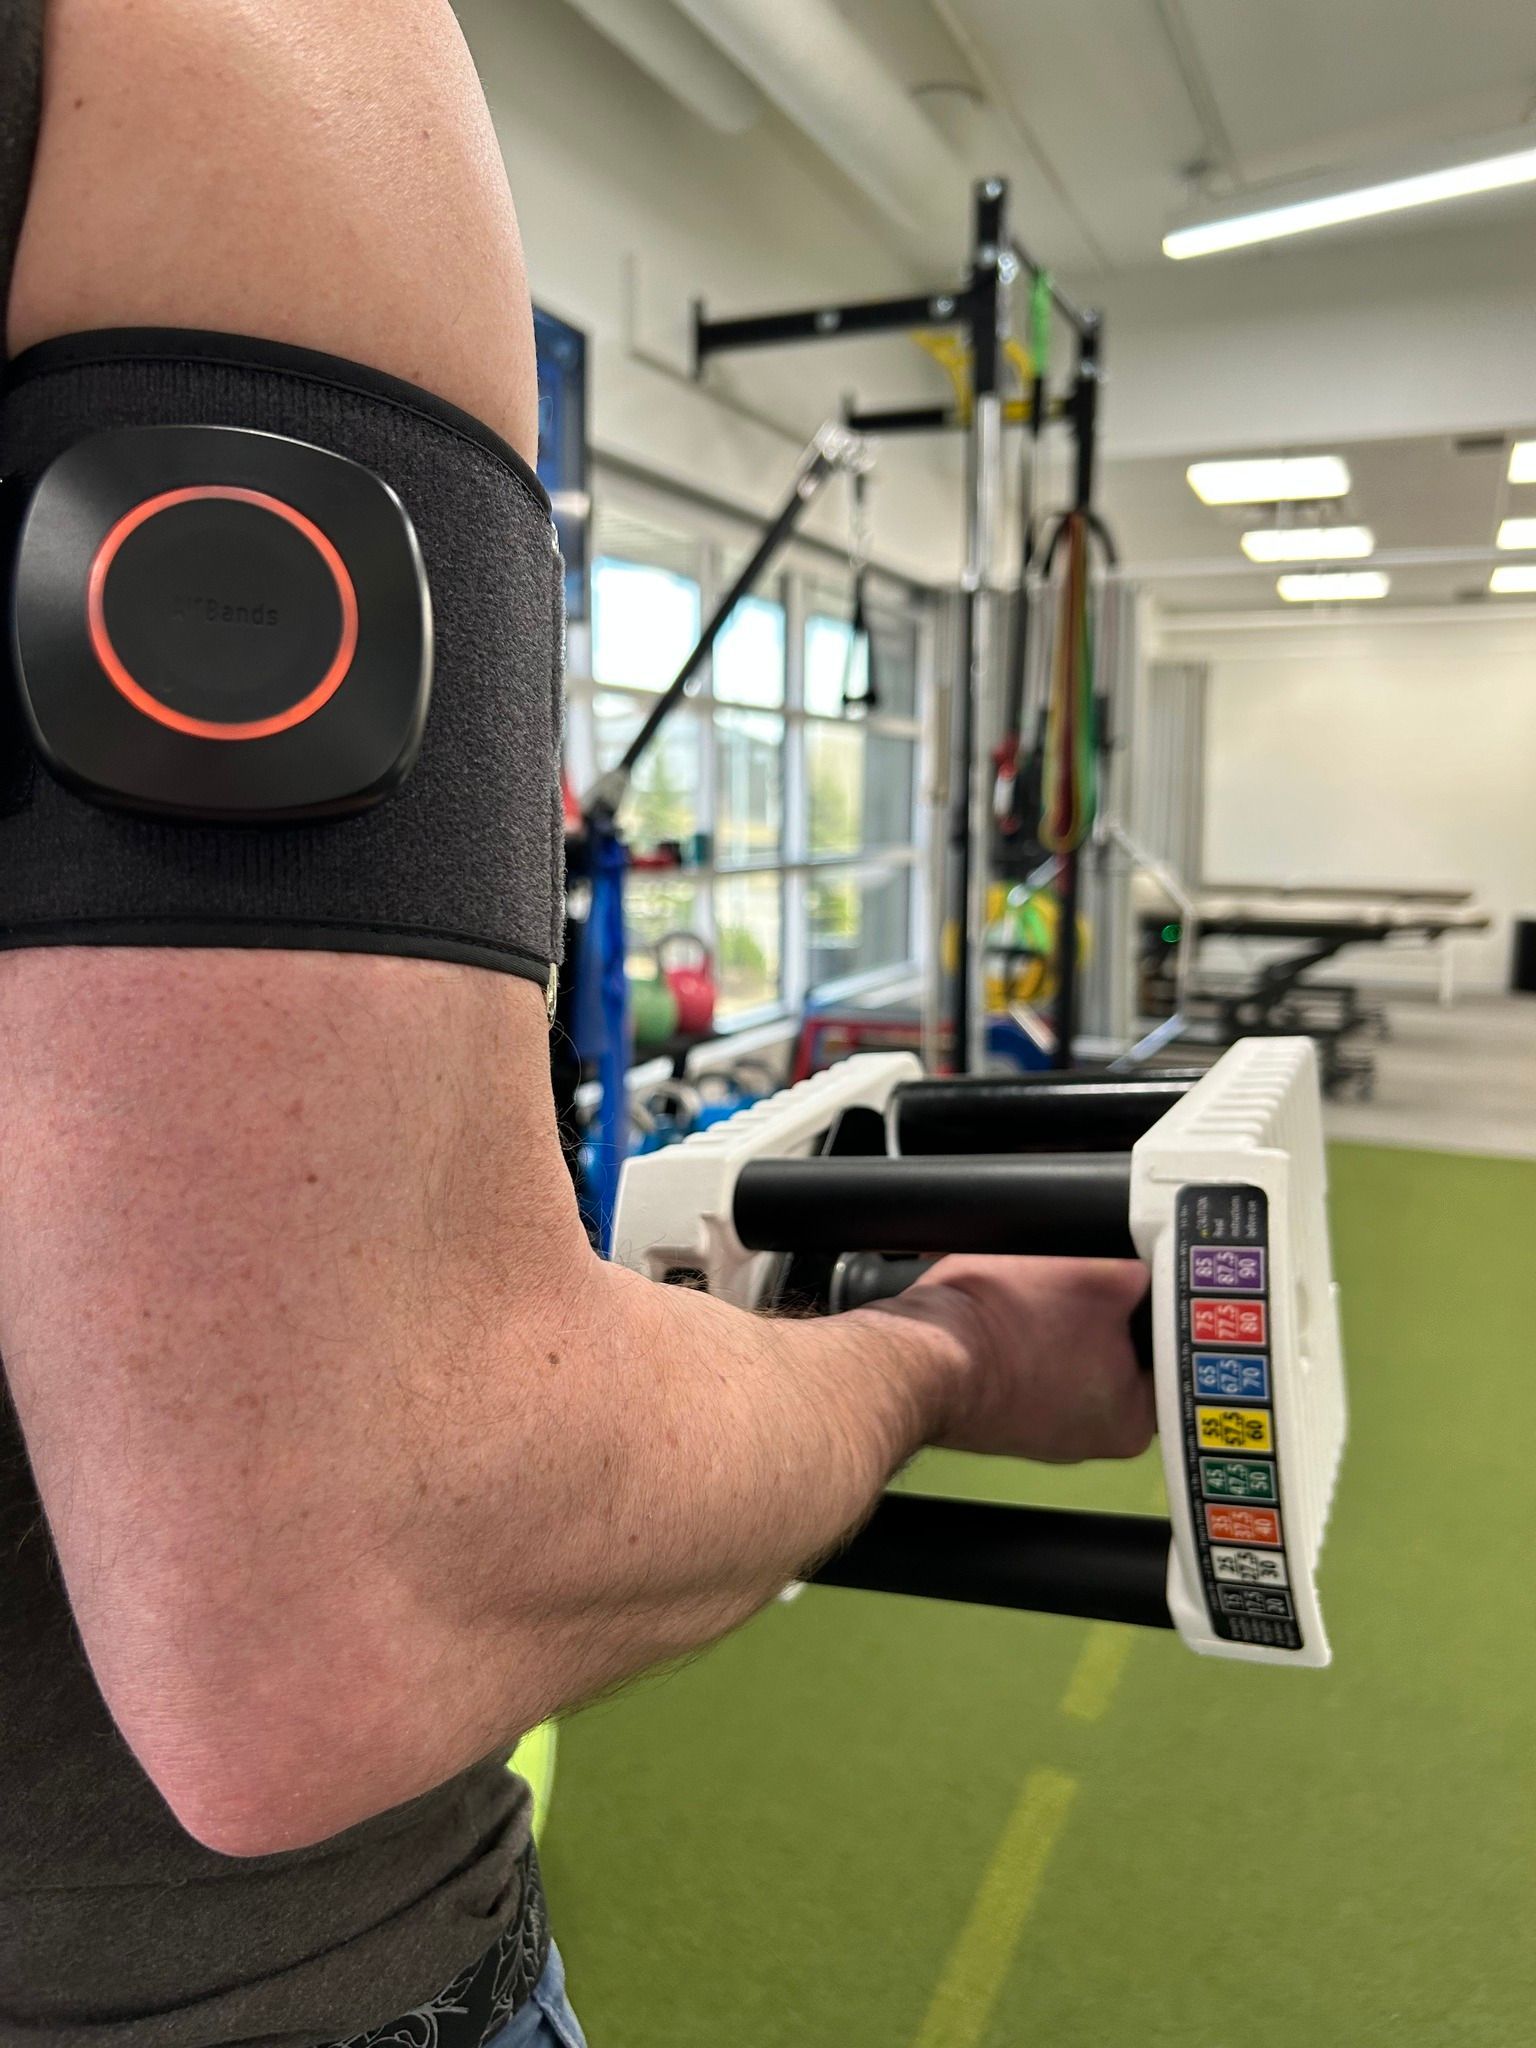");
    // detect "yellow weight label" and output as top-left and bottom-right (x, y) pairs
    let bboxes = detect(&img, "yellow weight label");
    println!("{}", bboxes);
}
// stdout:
(1196, 1405), (1273, 1454)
